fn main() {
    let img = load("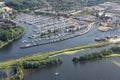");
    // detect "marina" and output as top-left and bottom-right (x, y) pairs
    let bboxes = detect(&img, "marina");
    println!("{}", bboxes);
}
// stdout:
(16, 13), (92, 49)
(20, 23), (94, 49)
